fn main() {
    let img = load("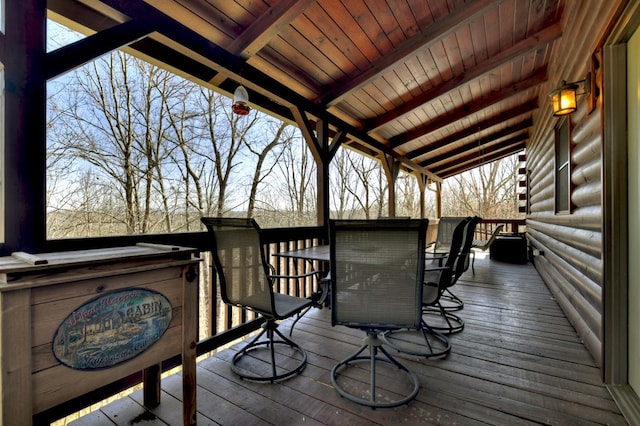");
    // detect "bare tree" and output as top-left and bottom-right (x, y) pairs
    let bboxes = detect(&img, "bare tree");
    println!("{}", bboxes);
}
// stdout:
(48, 52), (178, 235)
(329, 147), (356, 219)
(347, 152), (386, 219)
(244, 121), (289, 218)
(273, 135), (316, 226)
(442, 155), (522, 218)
